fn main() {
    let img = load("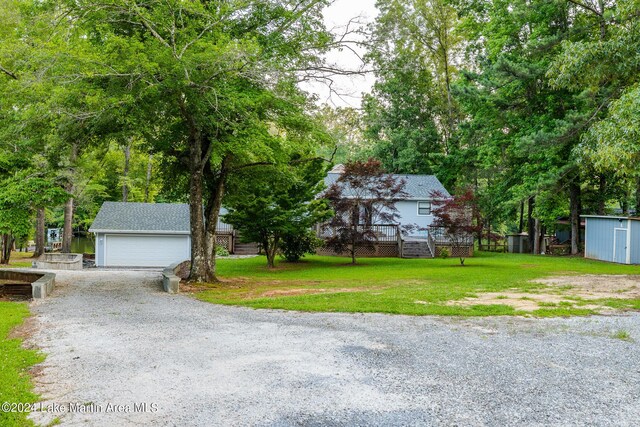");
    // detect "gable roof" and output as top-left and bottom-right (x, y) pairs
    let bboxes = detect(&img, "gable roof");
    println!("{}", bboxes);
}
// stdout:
(324, 172), (450, 200)
(89, 202), (190, 234)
